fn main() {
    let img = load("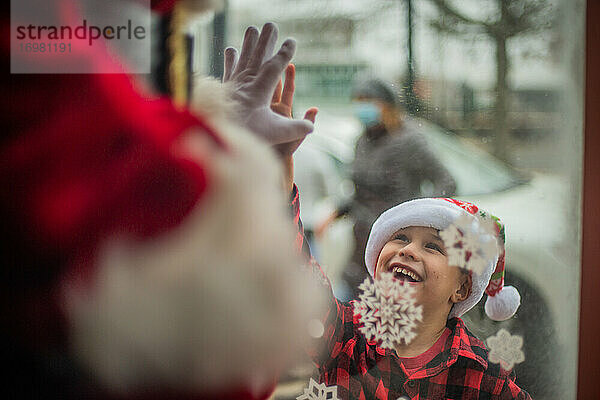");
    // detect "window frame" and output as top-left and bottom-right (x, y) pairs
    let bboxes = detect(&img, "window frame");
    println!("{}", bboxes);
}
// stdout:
(578, 1), (600, 398)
